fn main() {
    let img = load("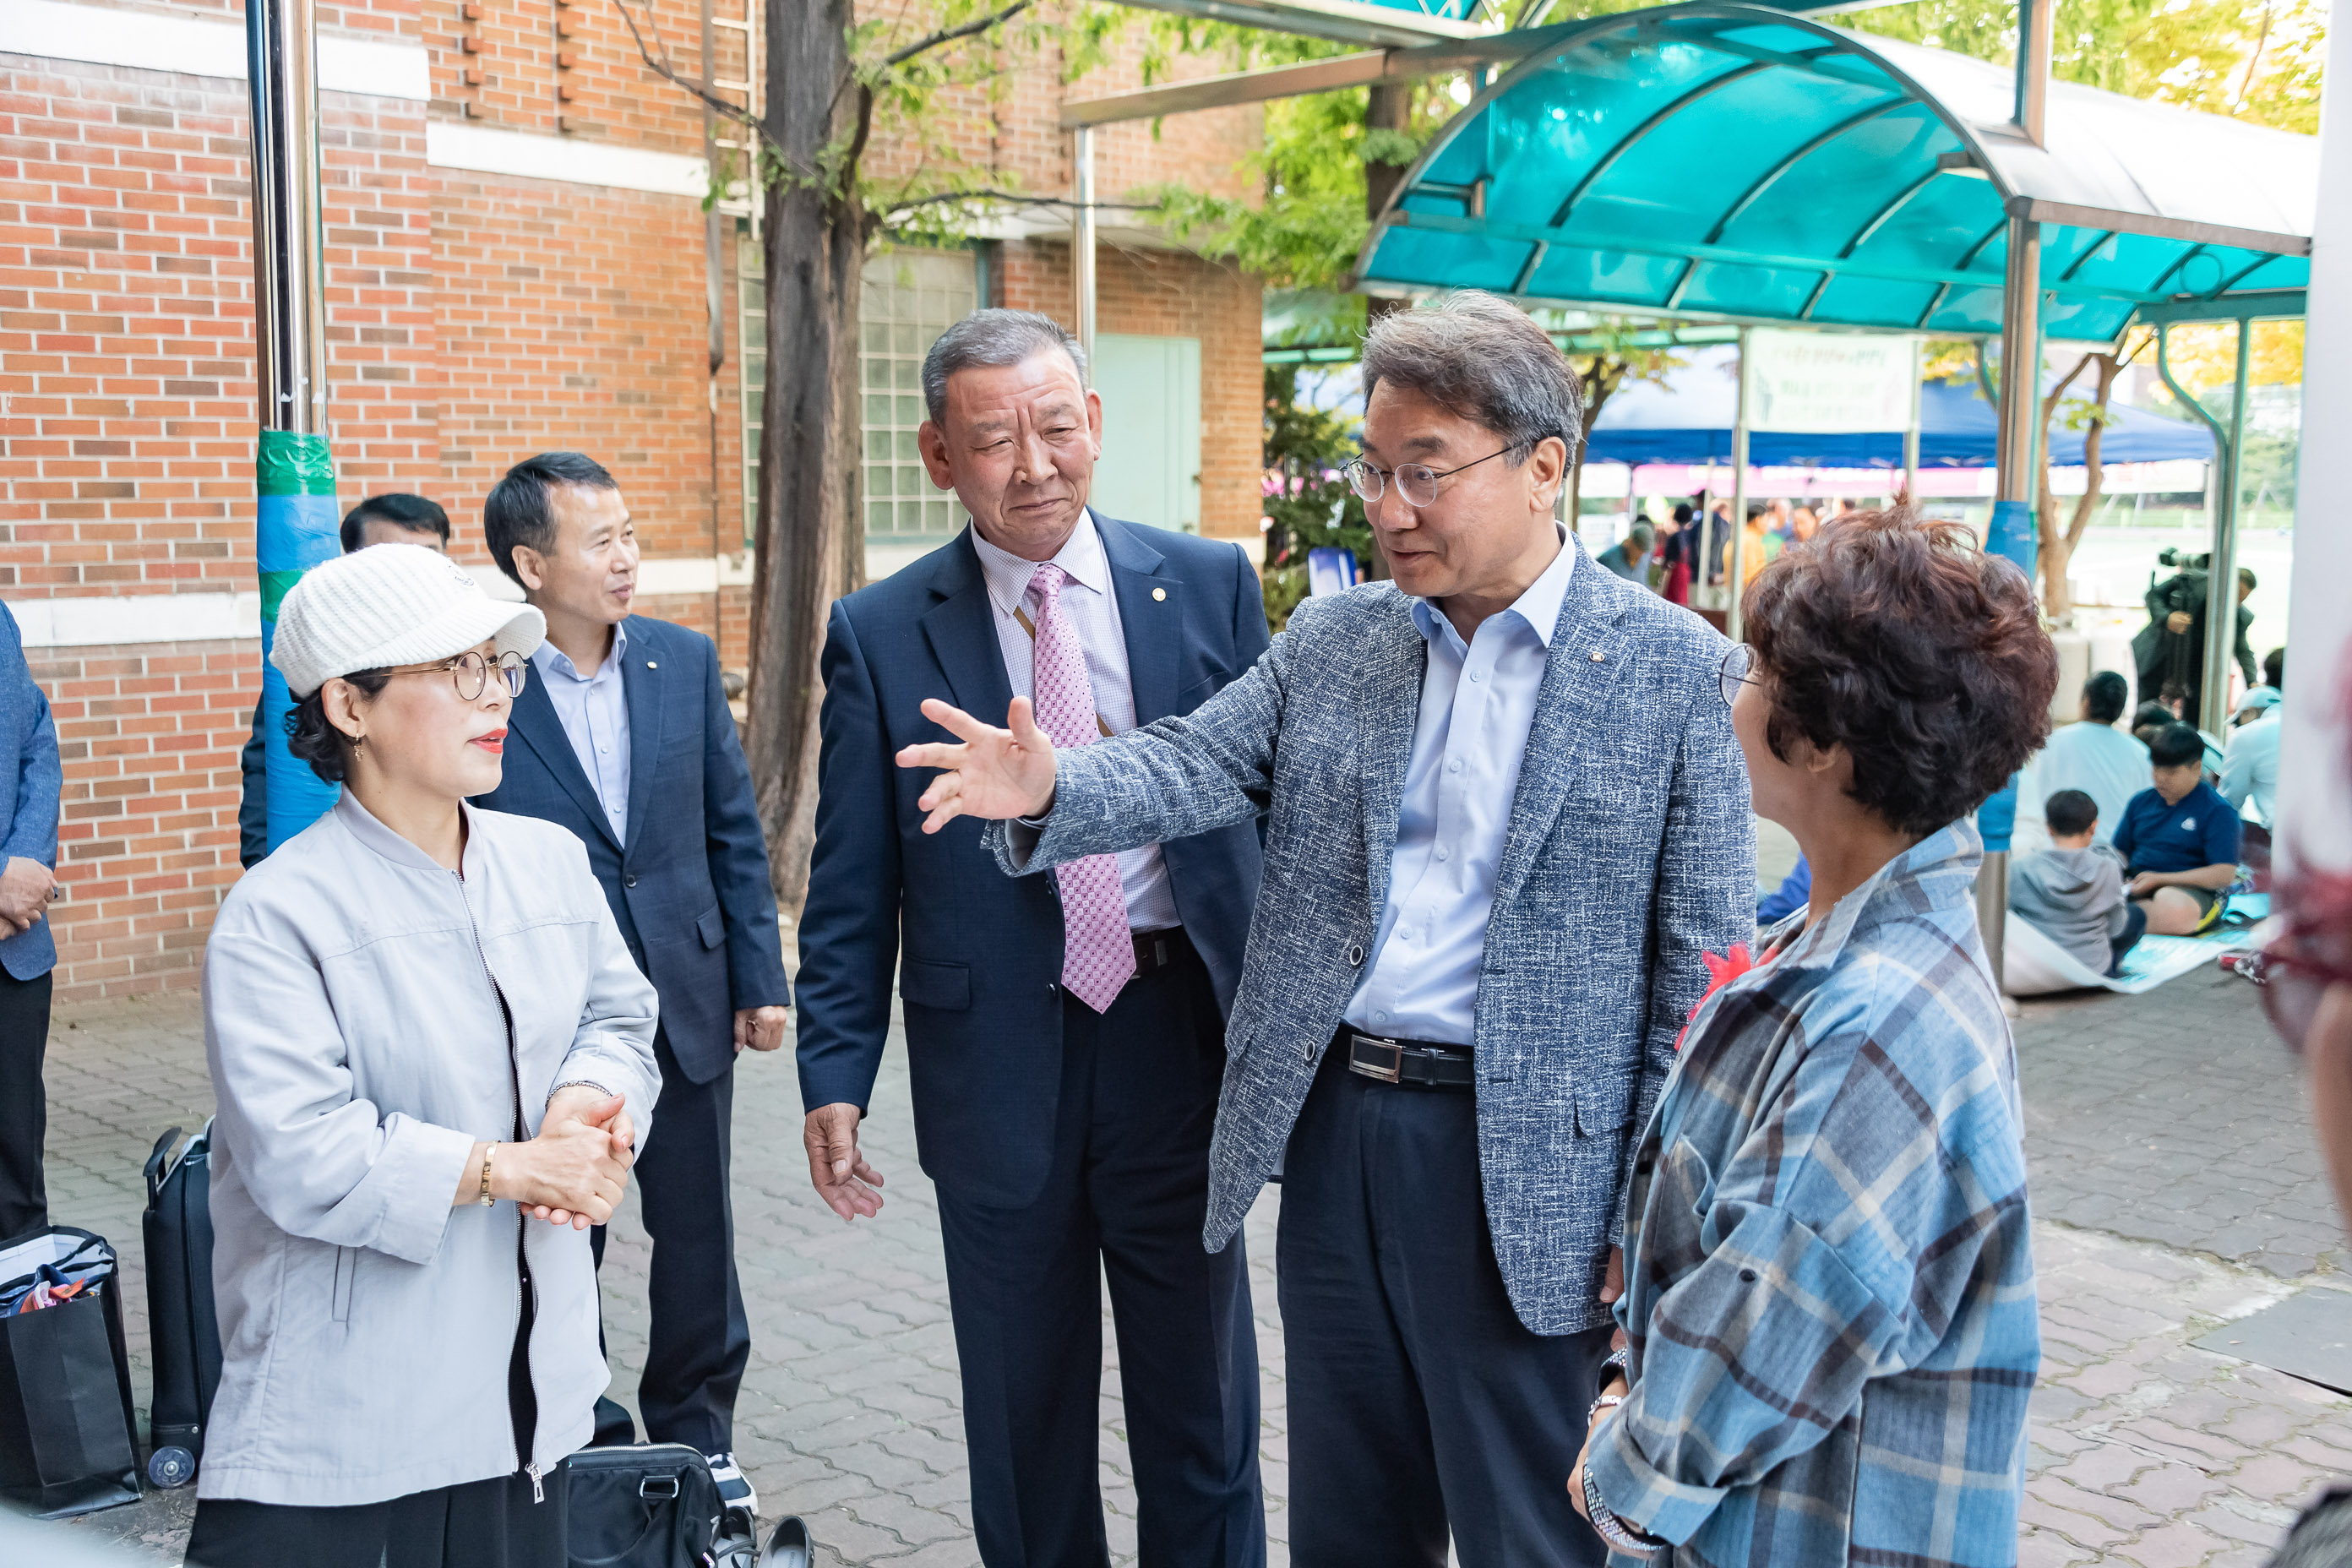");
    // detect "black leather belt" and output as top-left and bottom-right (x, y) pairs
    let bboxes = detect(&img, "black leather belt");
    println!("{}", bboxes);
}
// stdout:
(1343, 1030), (1475, 1090)
(1132, 926), (1193, 976)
